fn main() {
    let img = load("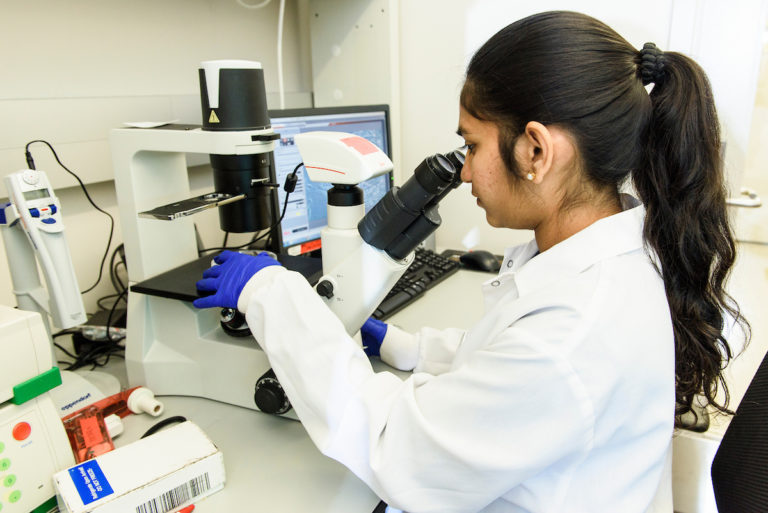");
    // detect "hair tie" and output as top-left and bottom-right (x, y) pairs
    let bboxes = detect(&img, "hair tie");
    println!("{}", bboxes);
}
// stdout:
(638, 42), (666, 86)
